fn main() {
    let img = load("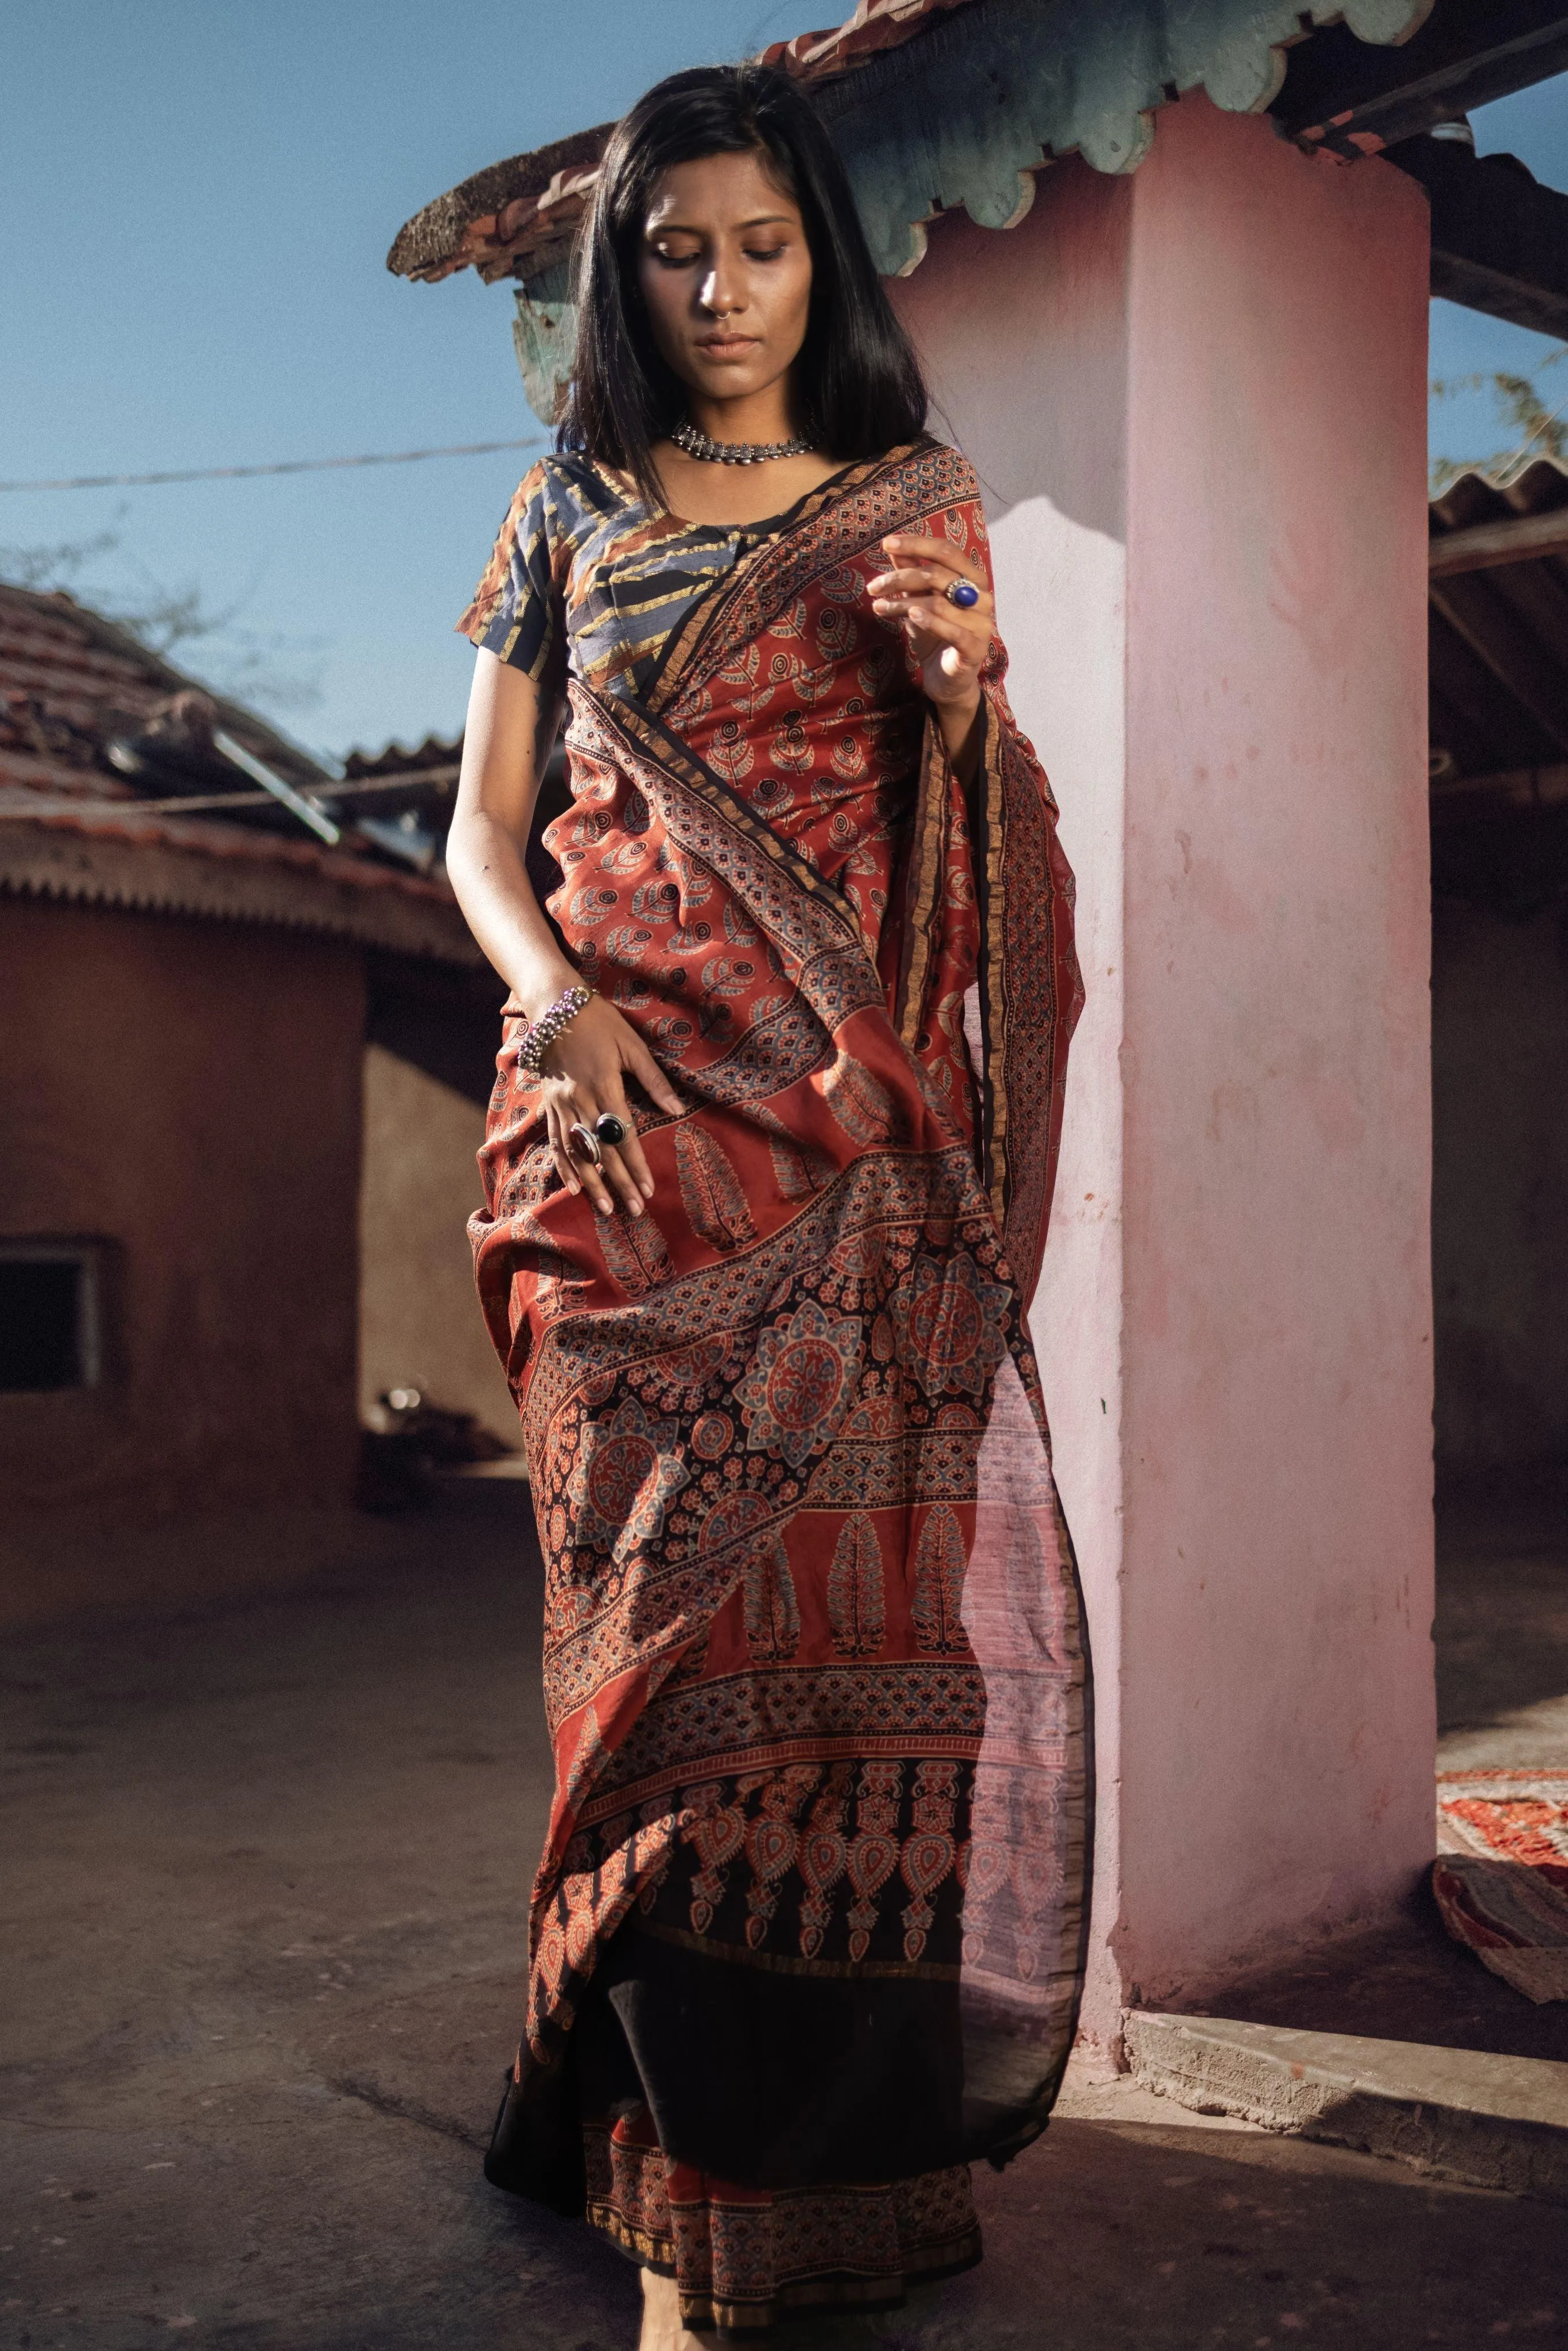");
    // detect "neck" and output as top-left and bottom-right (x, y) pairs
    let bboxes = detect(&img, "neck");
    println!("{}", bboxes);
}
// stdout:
(685, 381), (803, 448)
